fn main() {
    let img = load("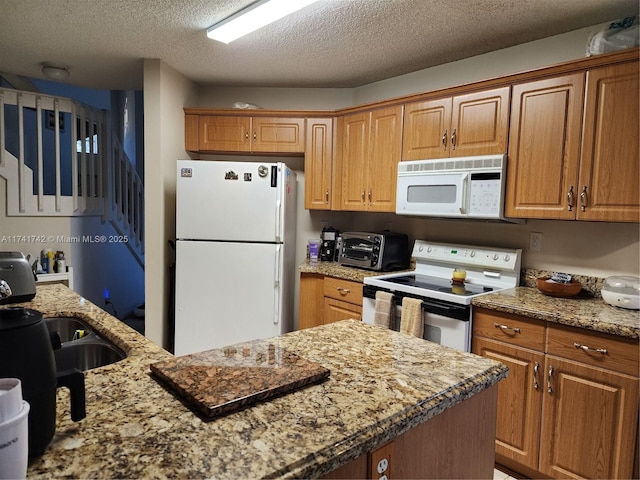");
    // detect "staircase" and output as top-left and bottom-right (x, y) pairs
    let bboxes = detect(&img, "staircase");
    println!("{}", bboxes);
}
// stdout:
(0, 87), (144, 266)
